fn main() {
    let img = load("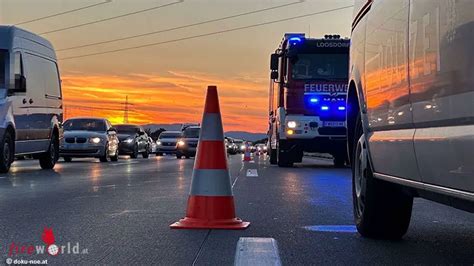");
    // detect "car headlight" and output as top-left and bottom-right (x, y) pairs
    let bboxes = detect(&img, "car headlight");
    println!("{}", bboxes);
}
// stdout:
(124, 137), (134, 143)
(90, 137), (101, 144)
(157, 141), (162, 145)
(287, 121), (297, 128)
(240, 145), (246, 150)
(263, 146), (268, 150)
(177, 140), (185, 146)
